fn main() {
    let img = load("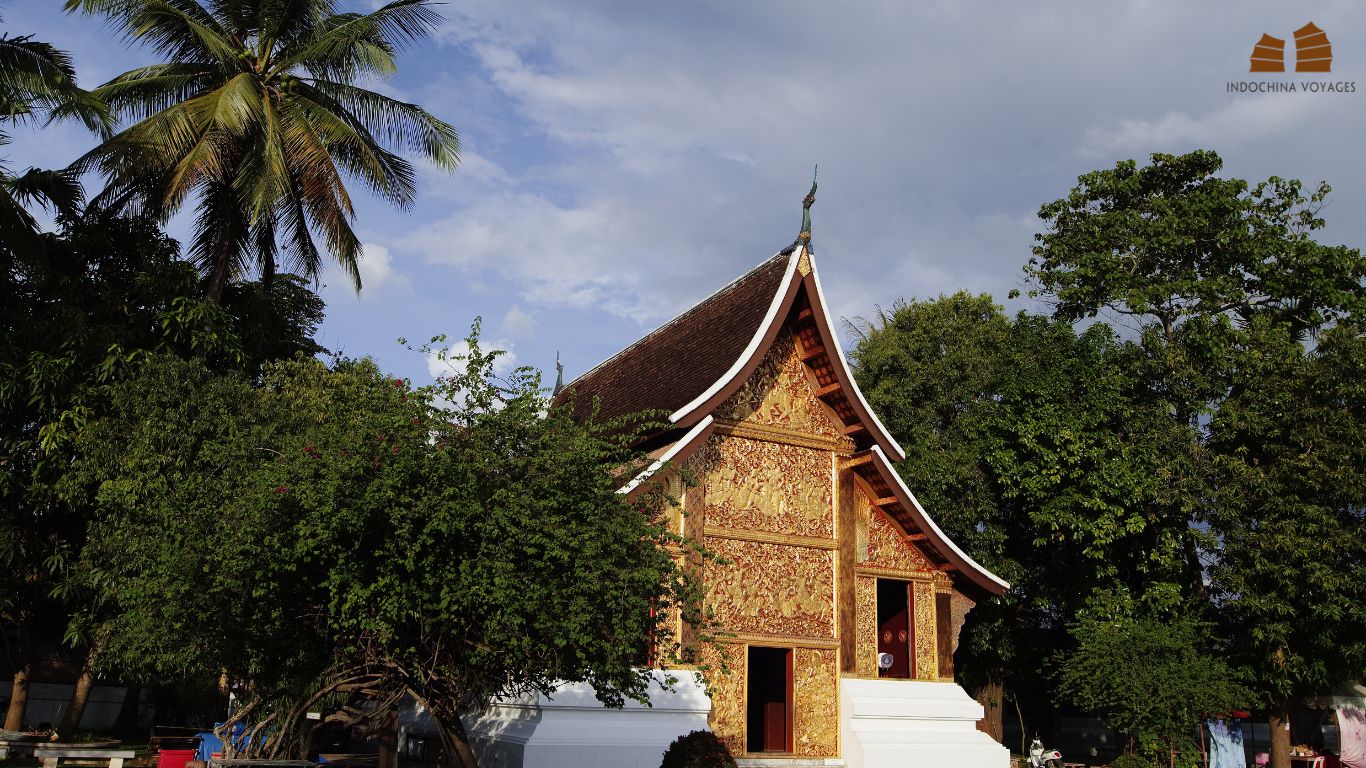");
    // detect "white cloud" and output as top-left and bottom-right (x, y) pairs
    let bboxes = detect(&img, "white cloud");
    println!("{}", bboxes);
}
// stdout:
(321, 242), (410, 300)
(425, 337), (518, 381)
(1081, 94), (1335, 158)
(500, 304), (536, 336)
